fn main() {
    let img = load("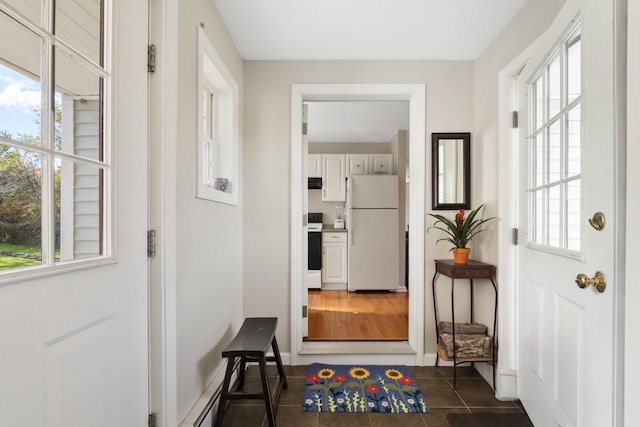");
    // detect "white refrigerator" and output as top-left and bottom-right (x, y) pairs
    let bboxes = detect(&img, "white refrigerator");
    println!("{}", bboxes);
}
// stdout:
(347, 175), (400, 291)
